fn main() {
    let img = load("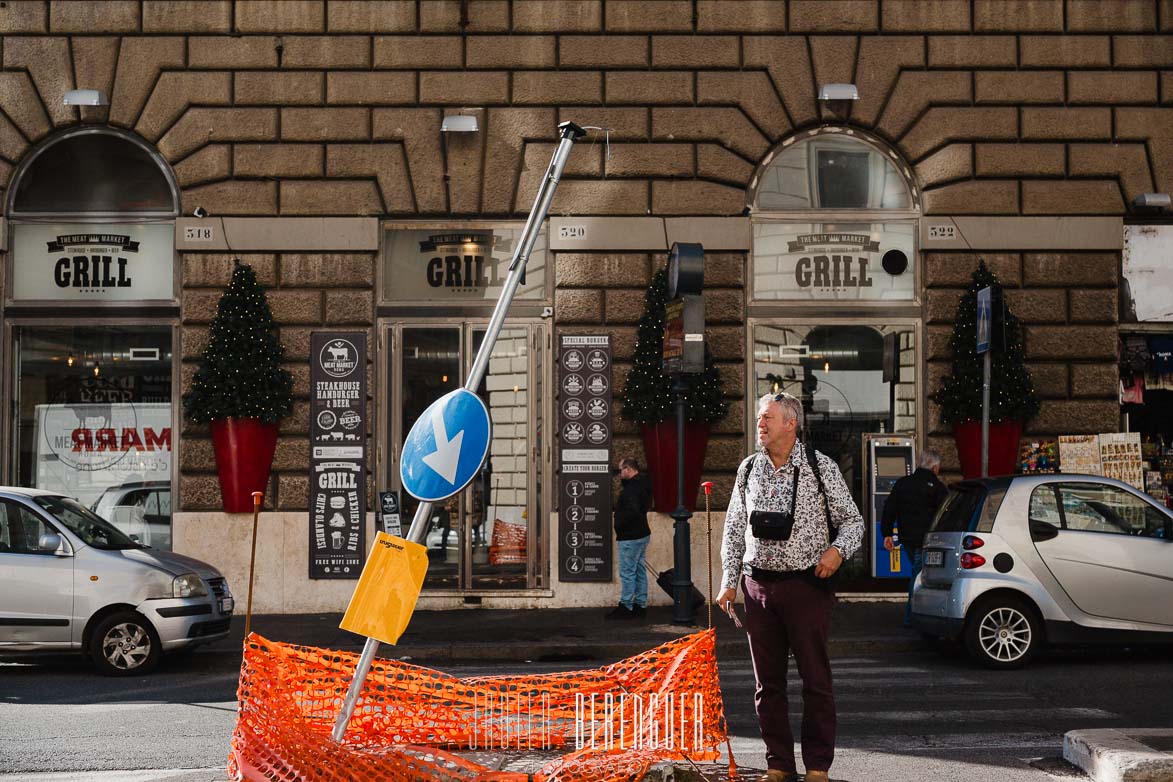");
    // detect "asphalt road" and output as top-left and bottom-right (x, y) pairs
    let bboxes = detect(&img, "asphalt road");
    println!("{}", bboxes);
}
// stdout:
(1, 642), (1171, 781)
